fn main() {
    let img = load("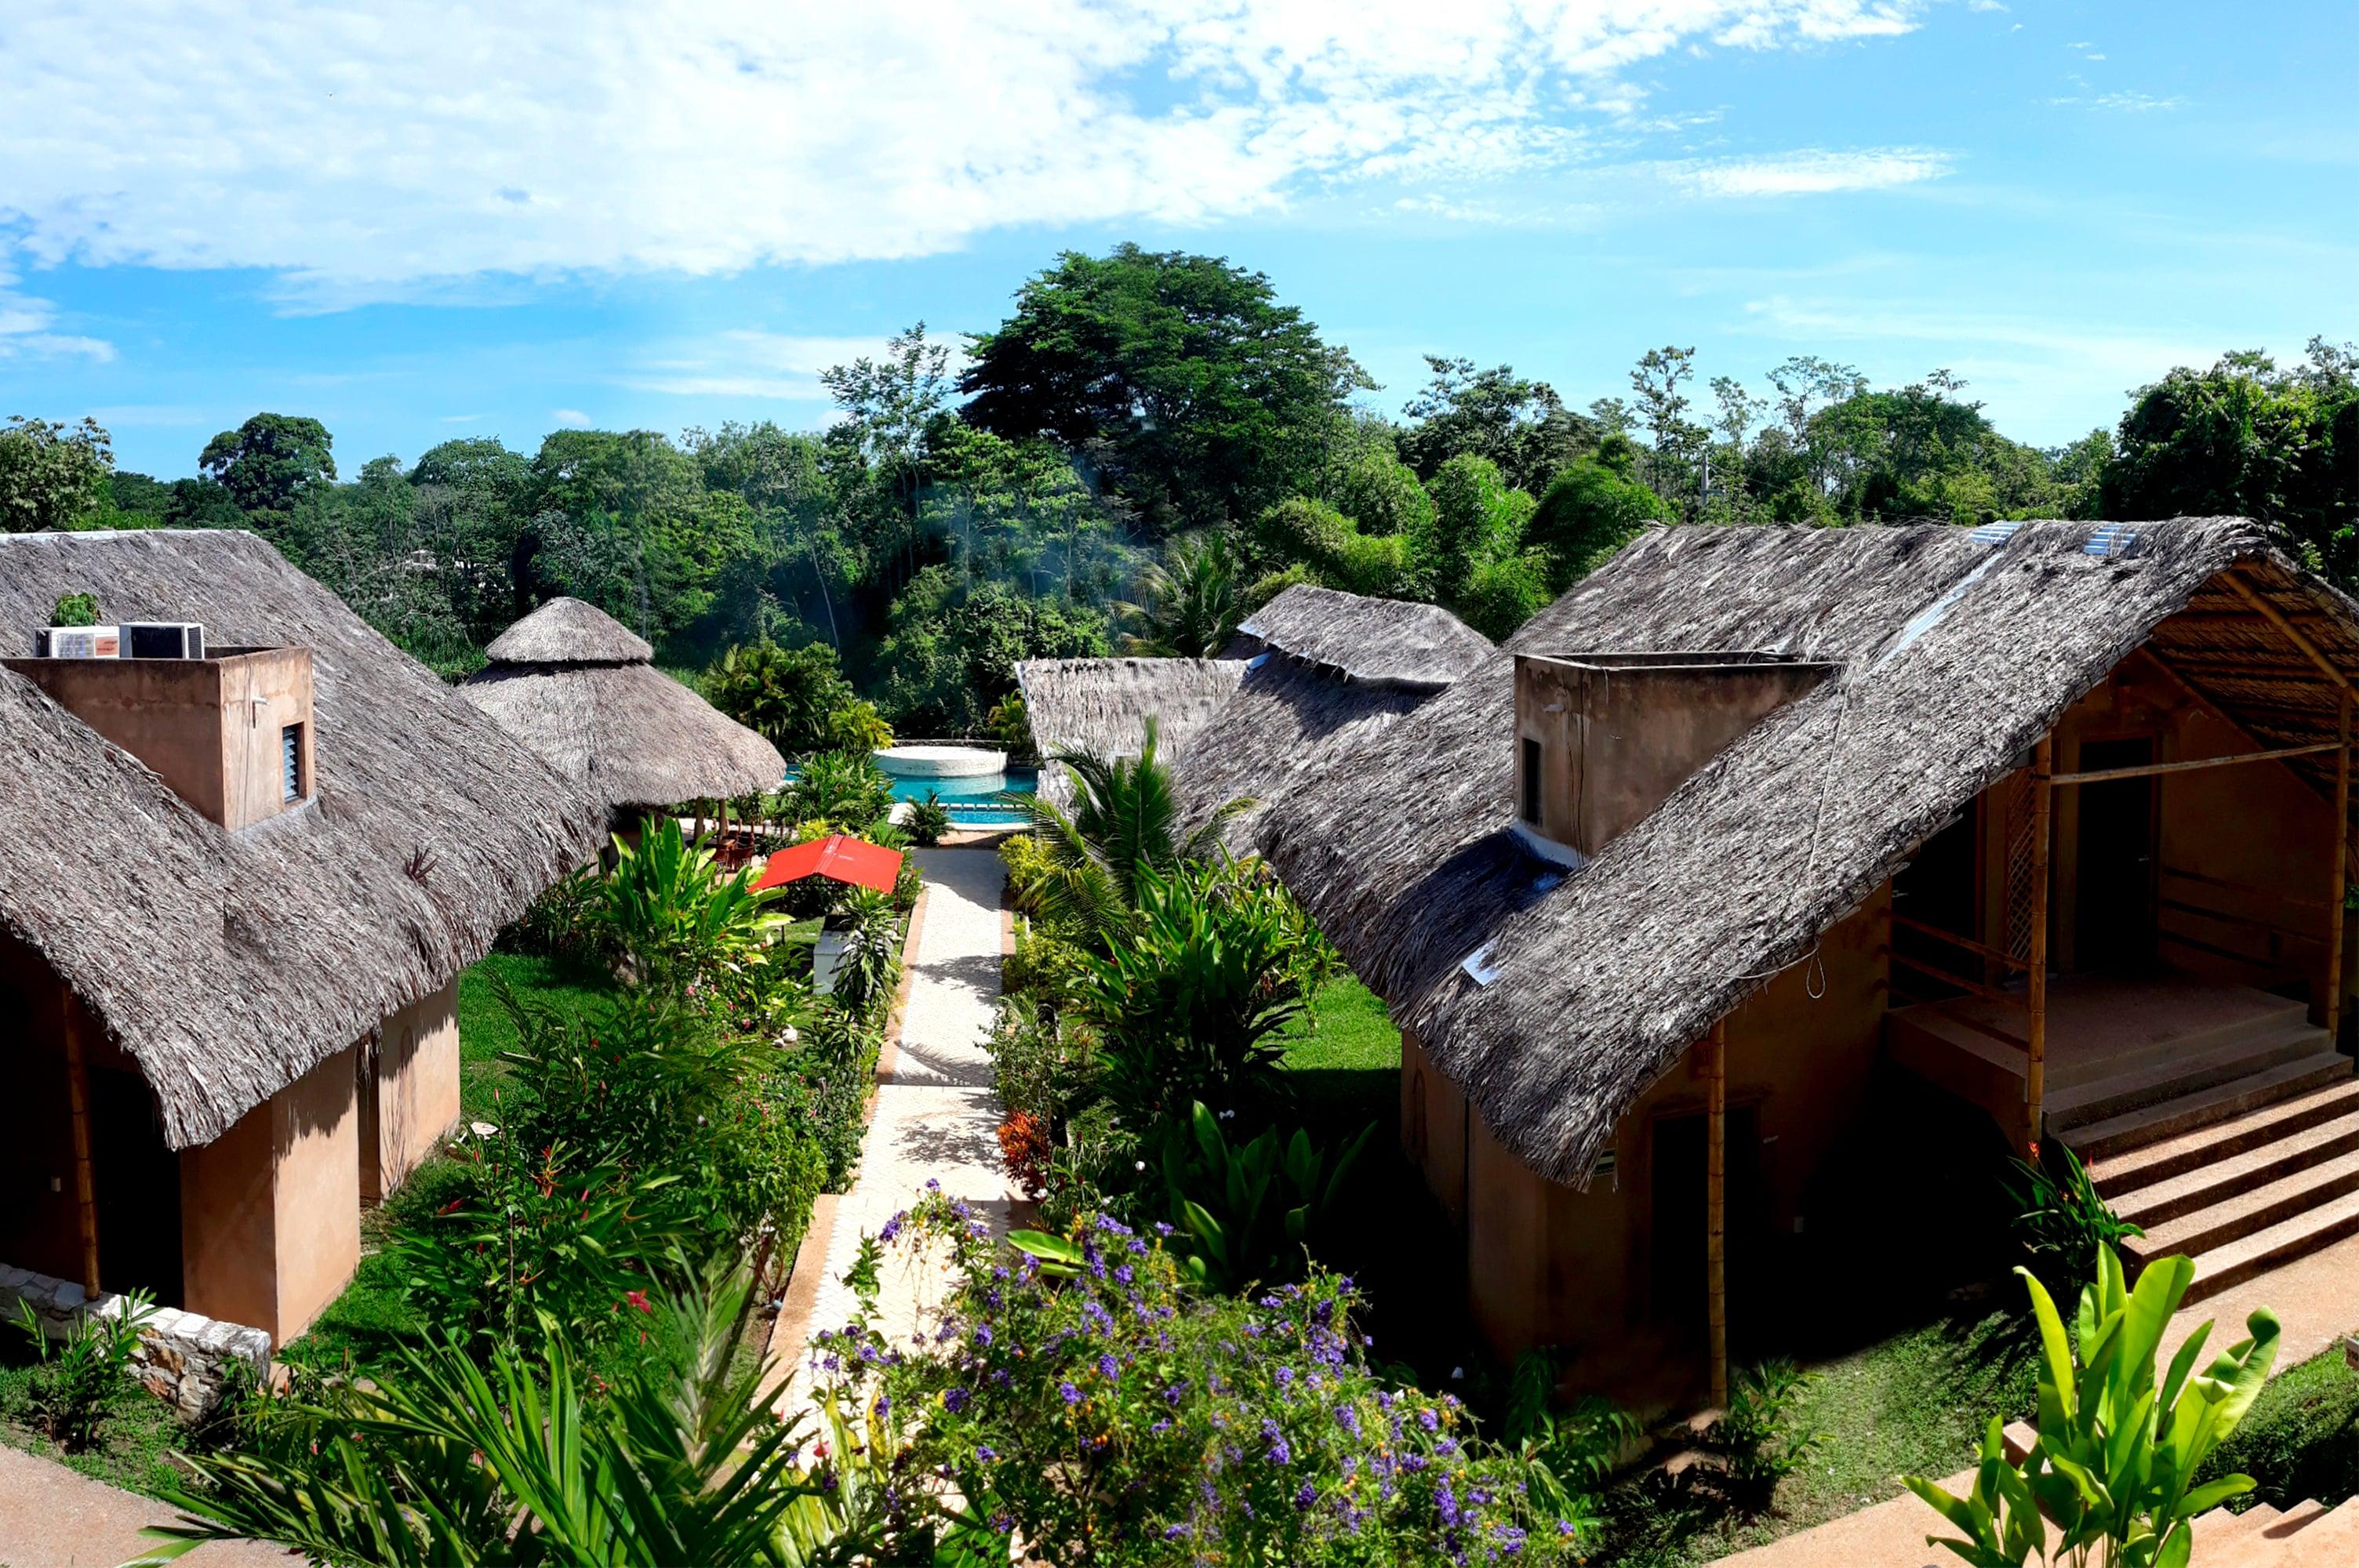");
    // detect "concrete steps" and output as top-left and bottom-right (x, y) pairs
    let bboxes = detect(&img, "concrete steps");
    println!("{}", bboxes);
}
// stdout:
(2058, 1053), (2354, 1163)
(2167, 1186), (2359, 1304)
(2088, 1080), (2359, 1192)
(2110, 1109), (2359, 1228)
(2124, 1147), (2359, 1261)
(2045, 1018), (2333, 1131)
